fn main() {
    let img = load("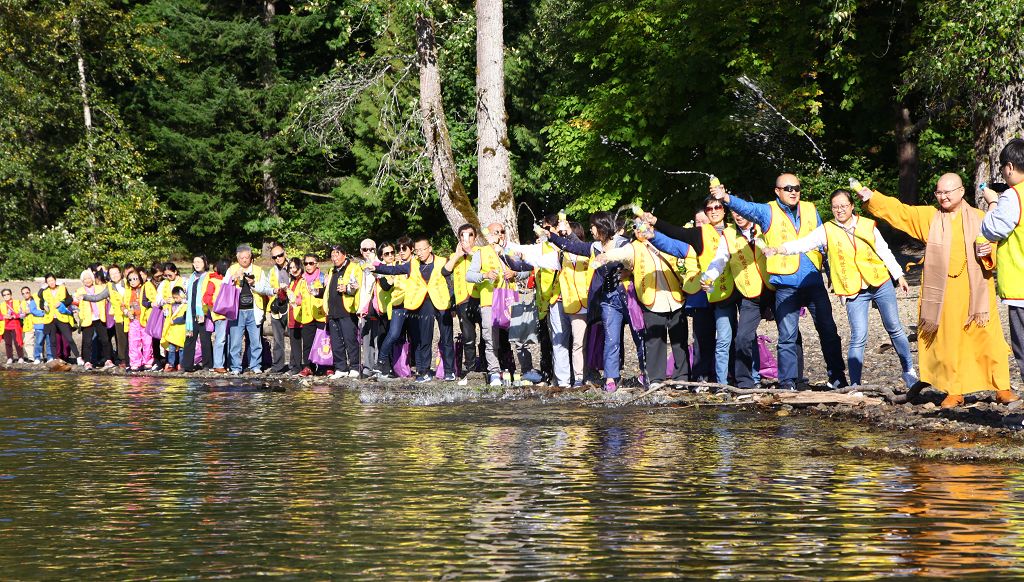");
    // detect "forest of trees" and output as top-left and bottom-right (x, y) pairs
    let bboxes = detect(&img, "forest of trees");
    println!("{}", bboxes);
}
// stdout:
(0, 0), (1021, 278)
